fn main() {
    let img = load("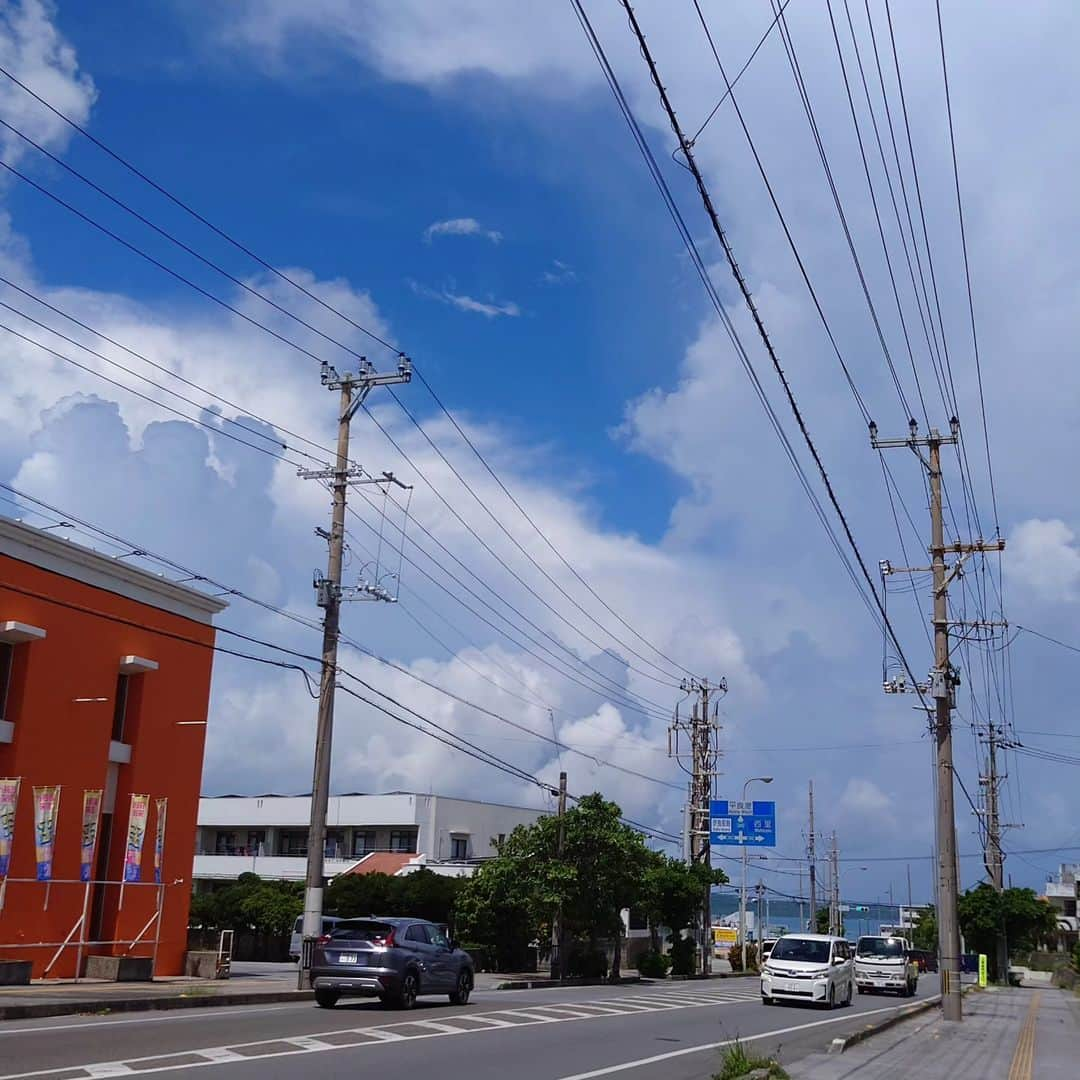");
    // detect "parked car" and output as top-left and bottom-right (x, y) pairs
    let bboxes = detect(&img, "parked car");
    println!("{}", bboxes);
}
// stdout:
(908, 949), (938, 973)
(309, 917), (474, 1010)
(759, 938), (778, 963)
(854, 935), (918, 996)
(760, 934), (854, 1009)
(289, 915), (342, 961)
